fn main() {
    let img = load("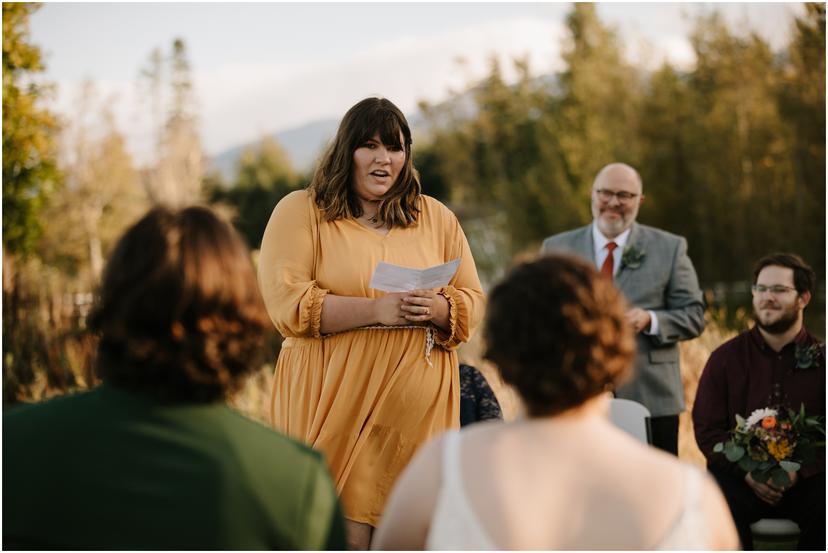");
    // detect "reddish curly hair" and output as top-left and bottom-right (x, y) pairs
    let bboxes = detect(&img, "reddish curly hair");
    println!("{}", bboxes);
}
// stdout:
(484, 253), (636, 417)
(88, 206), (271, 402)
